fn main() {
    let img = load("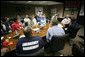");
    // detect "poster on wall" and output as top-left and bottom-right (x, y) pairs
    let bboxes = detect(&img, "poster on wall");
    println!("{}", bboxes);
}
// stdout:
(51, 8), (57, 14)
(79, 5), (84, 16)
(35, 7), (43, 17)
